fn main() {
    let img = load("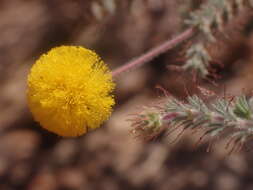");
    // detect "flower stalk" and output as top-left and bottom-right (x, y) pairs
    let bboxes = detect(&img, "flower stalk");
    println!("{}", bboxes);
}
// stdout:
(112, 28), (195, 77)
